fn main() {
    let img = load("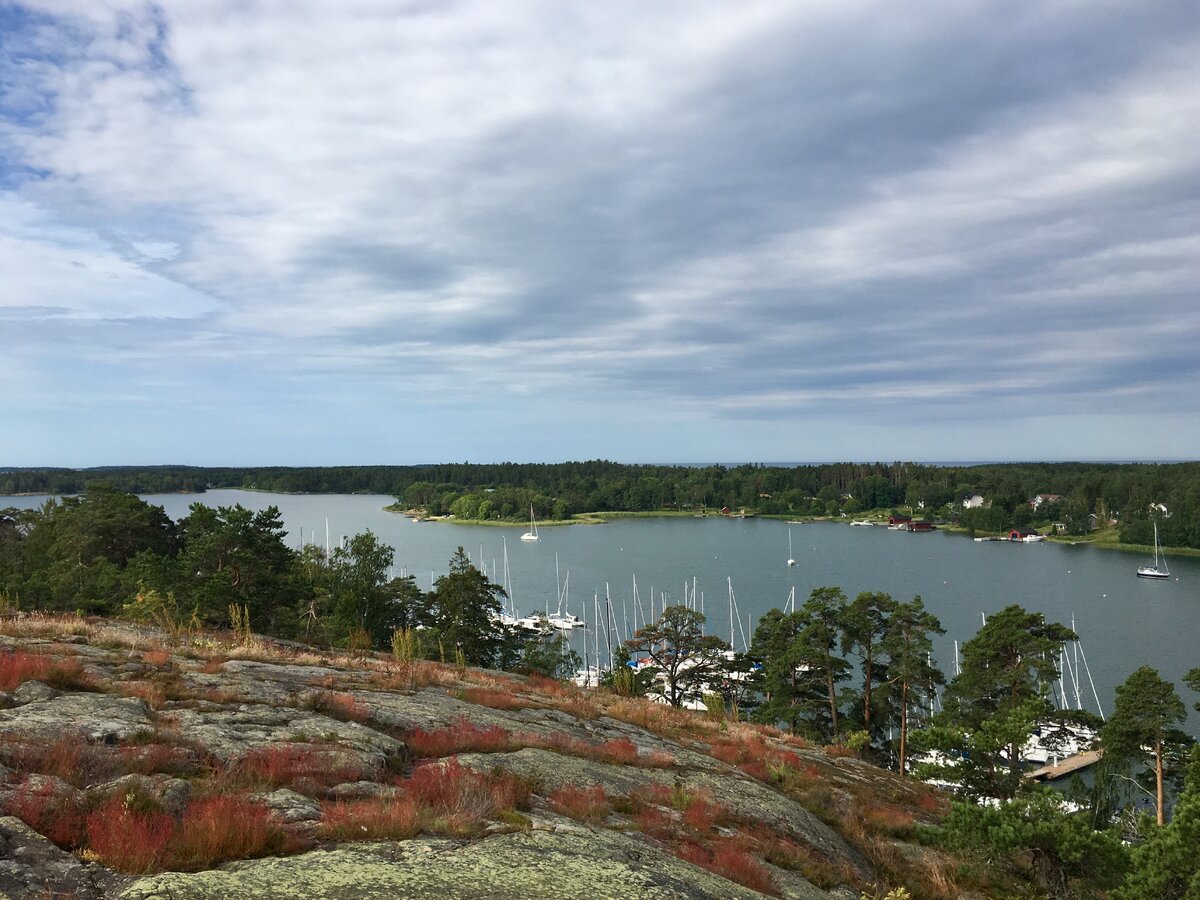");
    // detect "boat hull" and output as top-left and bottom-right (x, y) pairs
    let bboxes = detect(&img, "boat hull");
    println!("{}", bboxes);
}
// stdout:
(1136, 568), (1169, 579)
